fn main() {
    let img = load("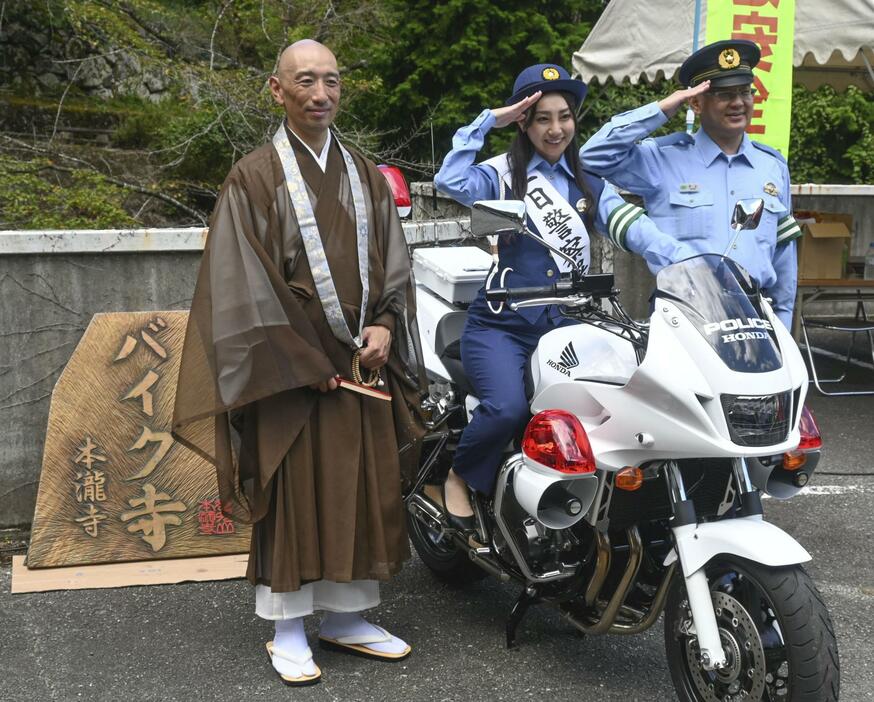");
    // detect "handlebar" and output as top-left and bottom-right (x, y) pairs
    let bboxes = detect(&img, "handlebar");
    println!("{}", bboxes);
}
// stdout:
(485, 273), (616, 303)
